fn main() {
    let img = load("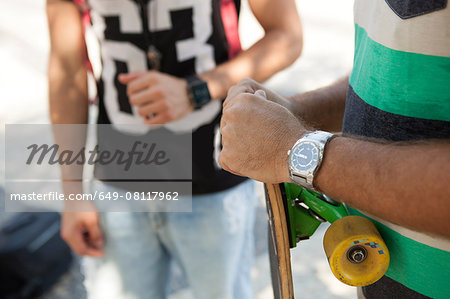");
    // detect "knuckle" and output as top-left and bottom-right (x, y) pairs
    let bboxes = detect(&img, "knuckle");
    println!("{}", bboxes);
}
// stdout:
(160, 99), (169, 110)
(129, 96), (138, 105)
(228, 84), (238, 94)
(163, 113), (172, 122)
(138, 108), (147, 117)
(222, 108), (235, 122)
(221, 107), (230, 118)
(153, 88), (164, 98)
(220, 132), (228, 144)
(219, 121), (227, 133)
